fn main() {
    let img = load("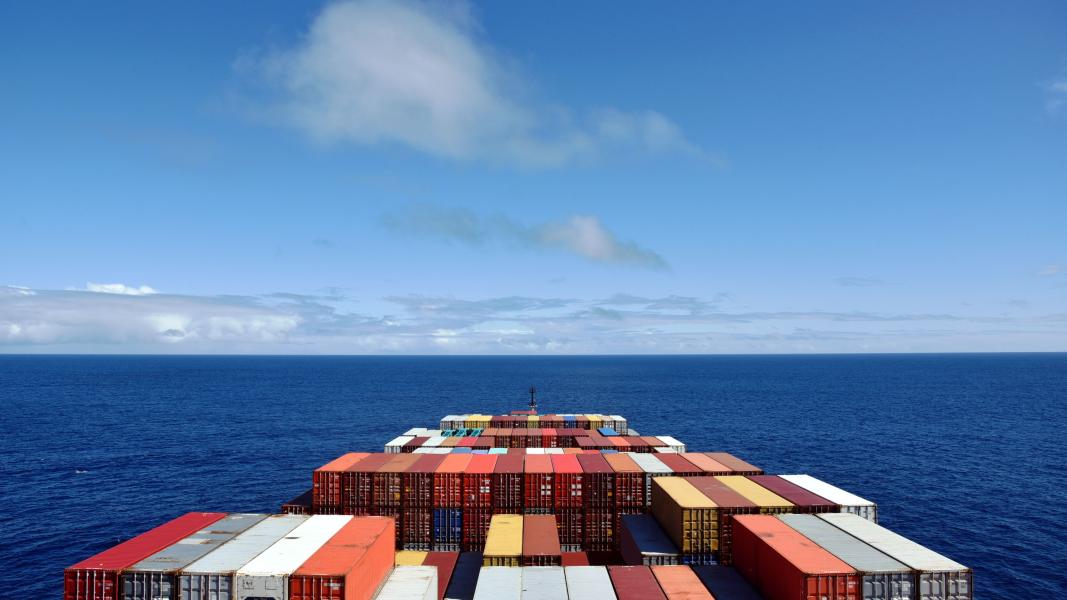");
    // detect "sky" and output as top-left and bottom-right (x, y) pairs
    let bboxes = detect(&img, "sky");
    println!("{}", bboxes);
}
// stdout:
(1, 1), (1065, 354)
